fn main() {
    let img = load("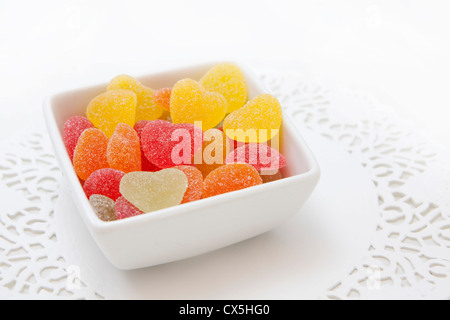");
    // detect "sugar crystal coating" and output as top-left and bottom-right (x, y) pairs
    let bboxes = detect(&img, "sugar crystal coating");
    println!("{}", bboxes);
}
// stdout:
(107, 123), (141, 173)
(83, 168), (125, 201)
(170, 78), (227, 131)
(120, 169), (188, 213)
(107, 75), (163, 122)
(225, 143), (286, 171)
(89, 194), (116, 222)
(134, 120), (160, 172)
(73, 128), (109, 181)
(174, 165), (203, 203)
(194, 128), (230, 178)
(86, 89), (137, 137)
(223, 94), (282, 143)
(116, 196), (144, 220)
(153, 87), (172, 111)
(141, 120), (203, 169)
(202, 163), (262, 198)
(63, 116), (94, 160)
(200, 62), (248, 113)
